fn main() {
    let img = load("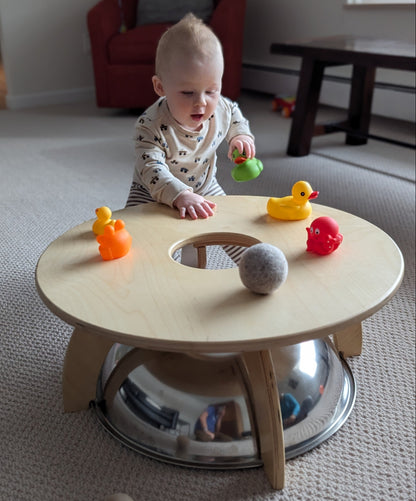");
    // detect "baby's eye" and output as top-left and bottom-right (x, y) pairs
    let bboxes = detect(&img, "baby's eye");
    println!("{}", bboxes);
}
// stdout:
(181, 91), (193, 96)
